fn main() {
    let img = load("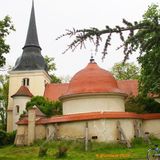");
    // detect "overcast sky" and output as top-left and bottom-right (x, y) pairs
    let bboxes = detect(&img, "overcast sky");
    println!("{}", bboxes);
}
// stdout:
(0, 0), (160, 77)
